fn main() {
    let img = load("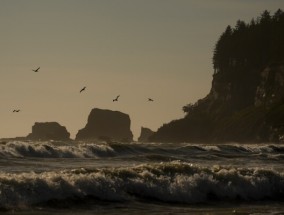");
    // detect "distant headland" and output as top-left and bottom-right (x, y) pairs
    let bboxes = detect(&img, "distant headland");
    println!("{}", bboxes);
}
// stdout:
(150, 10), (284, 143)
